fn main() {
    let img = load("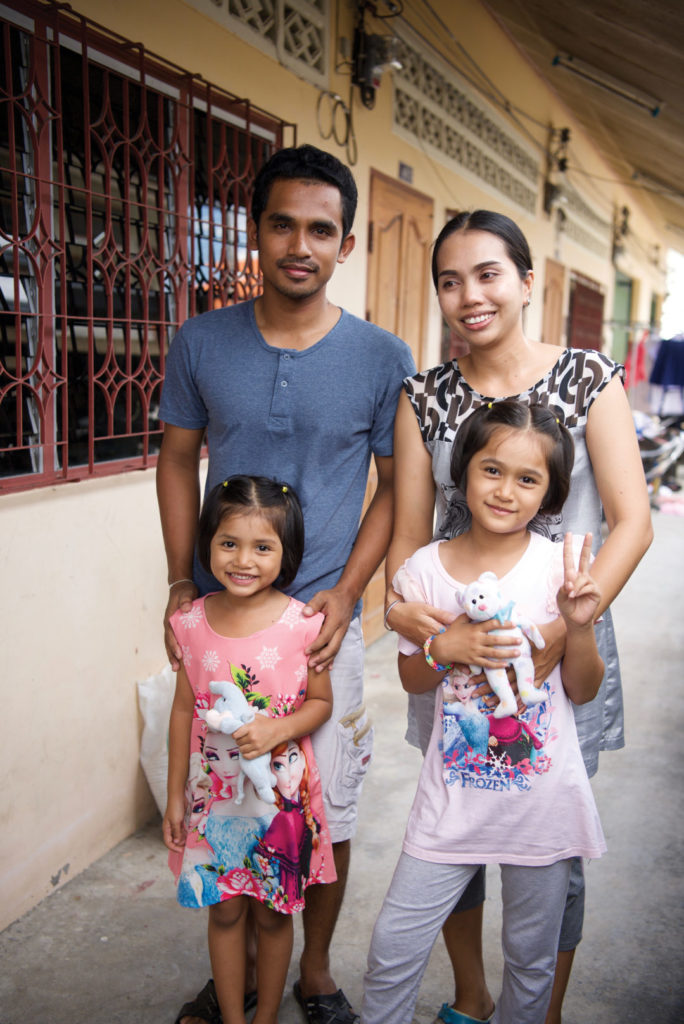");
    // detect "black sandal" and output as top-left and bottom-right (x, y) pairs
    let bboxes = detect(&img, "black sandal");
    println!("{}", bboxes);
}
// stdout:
(175, 979), (257, 1023)
(293, 981), (360, 1024)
